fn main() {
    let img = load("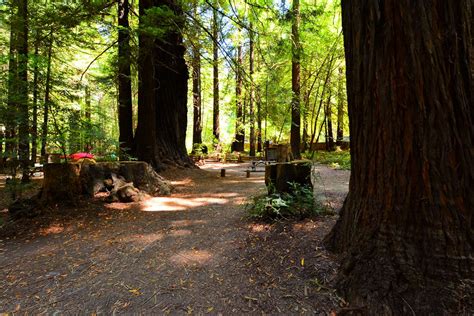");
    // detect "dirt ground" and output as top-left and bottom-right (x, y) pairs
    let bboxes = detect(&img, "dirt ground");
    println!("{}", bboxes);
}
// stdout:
(0, 162), (350, 314)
